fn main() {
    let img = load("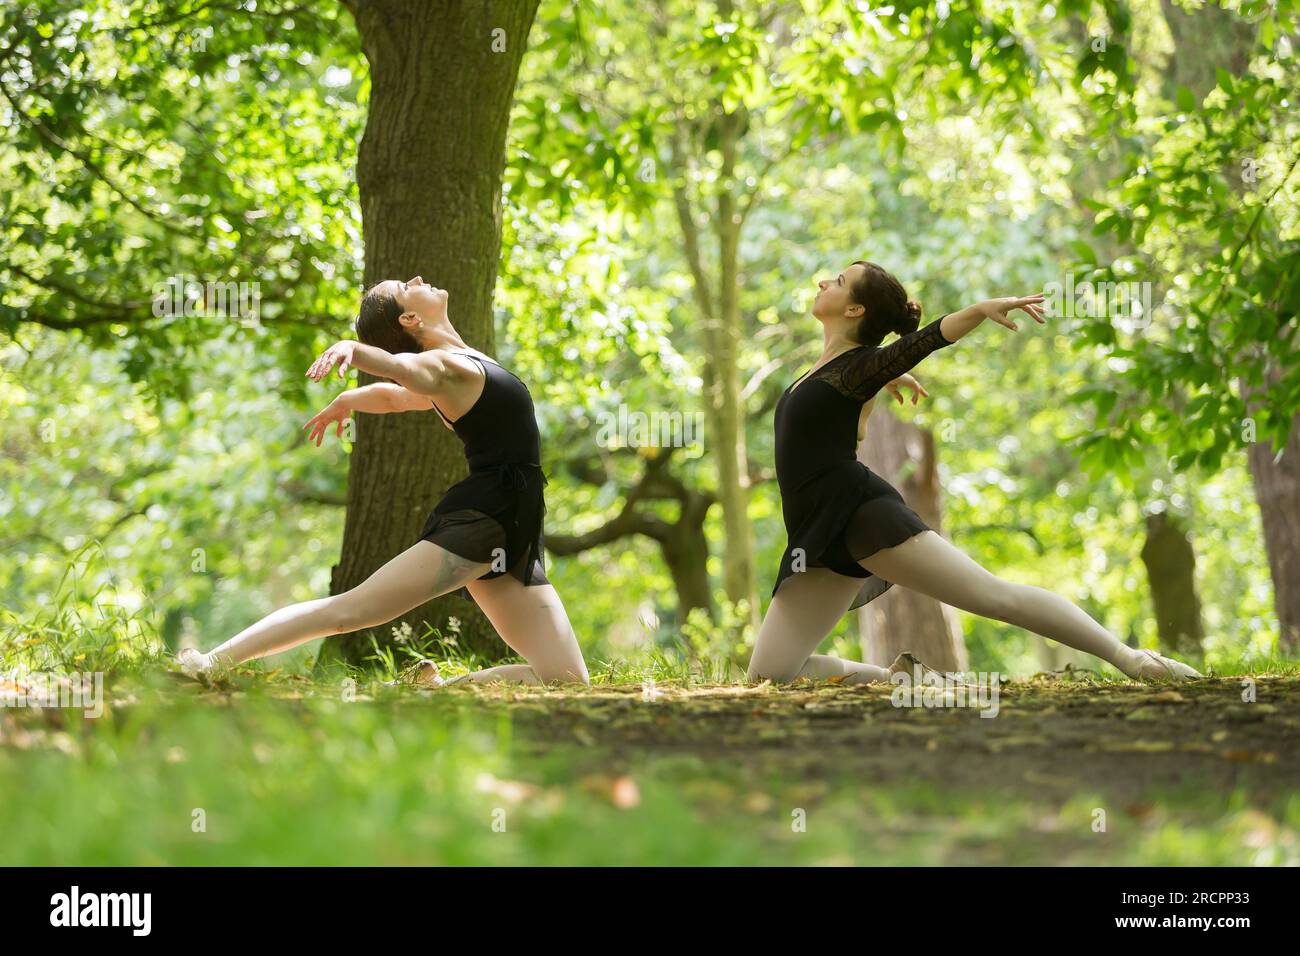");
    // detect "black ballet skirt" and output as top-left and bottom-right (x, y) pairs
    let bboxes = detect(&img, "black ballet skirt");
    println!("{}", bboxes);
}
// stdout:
(416, 352), (550, 600)
(771, 316), (956, 610)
